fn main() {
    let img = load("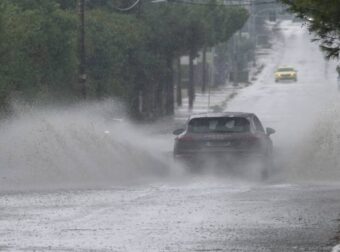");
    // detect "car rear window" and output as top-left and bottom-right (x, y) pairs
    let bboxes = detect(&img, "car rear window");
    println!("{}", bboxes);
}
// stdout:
(188, 117), (250, 133)
(277, 67), (294, 72)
